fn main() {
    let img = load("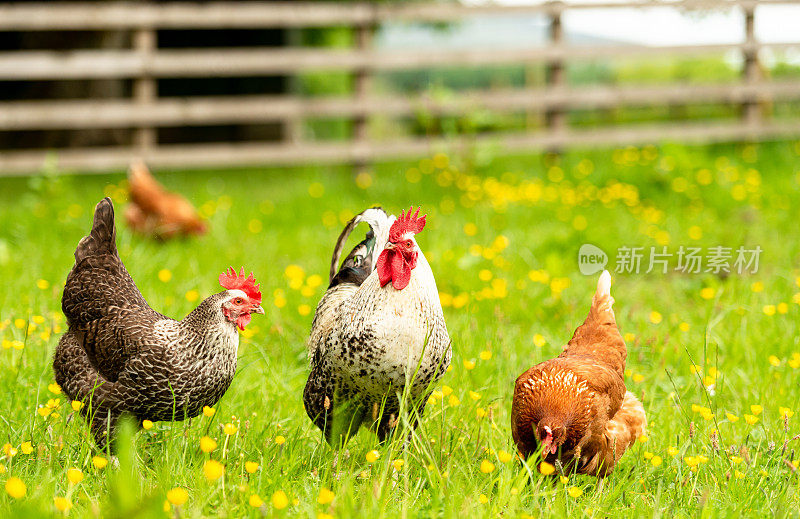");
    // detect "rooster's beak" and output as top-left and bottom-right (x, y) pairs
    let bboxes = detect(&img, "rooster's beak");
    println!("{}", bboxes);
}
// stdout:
(251, 305), (265, 315)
